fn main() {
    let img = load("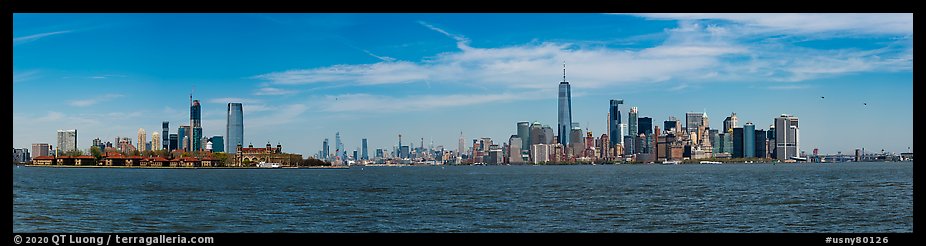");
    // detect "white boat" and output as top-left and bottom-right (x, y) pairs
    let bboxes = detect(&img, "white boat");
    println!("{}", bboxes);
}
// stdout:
(700, 161), (722, 165)
(256, 162), (281, 168)
(661, 160), (680, 165)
